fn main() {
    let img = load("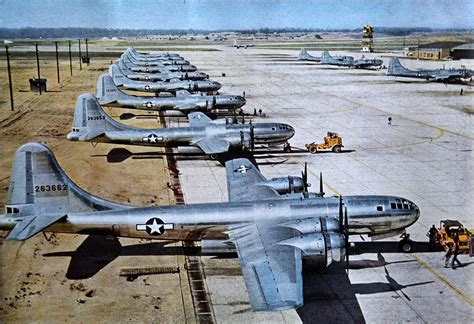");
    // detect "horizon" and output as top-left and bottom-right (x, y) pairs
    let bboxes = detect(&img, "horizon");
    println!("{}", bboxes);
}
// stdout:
(1, 1), (473, 30)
